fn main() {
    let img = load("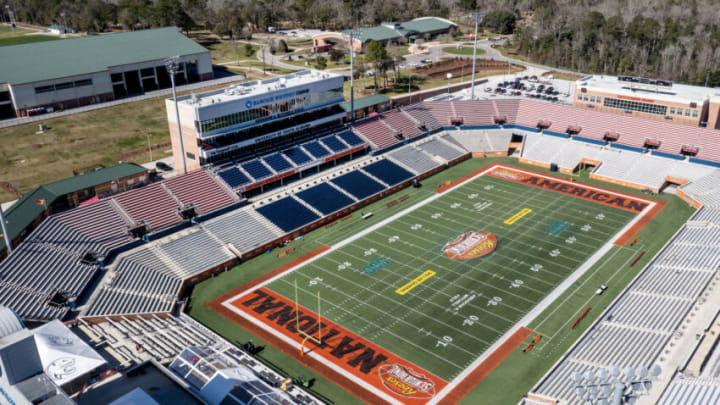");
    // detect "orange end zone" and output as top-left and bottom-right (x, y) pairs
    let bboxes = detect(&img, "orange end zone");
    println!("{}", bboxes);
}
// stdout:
(437, 326), (533, 405)
(226, 288), (448, 404)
